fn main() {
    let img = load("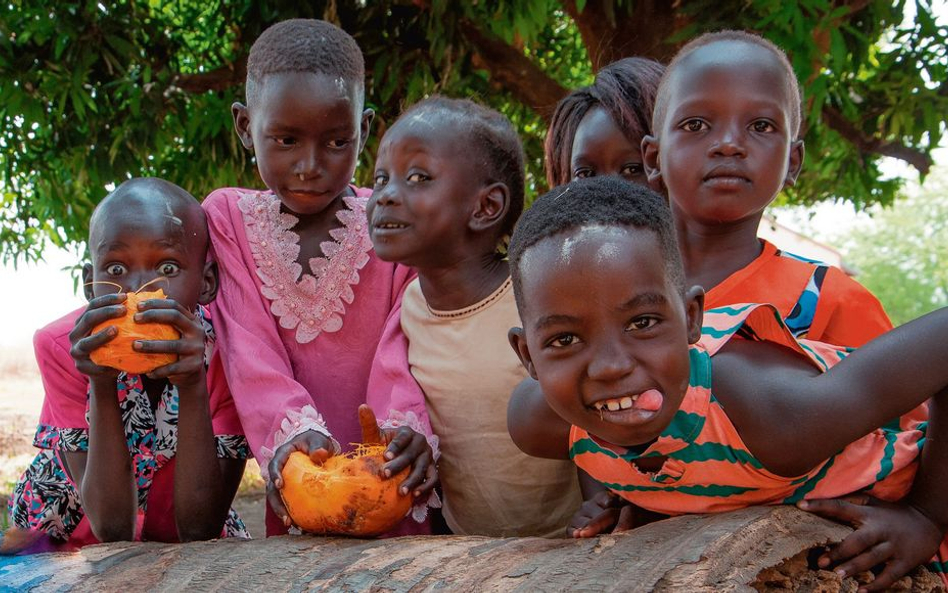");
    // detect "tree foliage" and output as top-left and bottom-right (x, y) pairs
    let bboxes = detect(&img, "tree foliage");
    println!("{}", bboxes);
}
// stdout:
(2, 0), (945, 262)
(836, 167), (948, 326)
